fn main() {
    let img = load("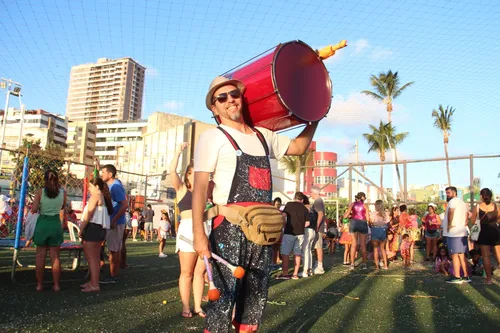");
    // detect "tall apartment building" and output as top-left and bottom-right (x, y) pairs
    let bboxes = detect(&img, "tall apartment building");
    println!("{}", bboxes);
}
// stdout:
(65, 121), (97, 165)
(66, 57), (145, 124)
